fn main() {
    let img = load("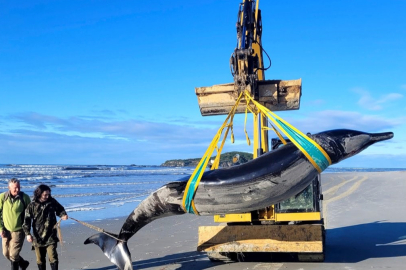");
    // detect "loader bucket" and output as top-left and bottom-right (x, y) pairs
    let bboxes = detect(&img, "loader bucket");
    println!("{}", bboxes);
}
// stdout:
(195, 79), (302, 116)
